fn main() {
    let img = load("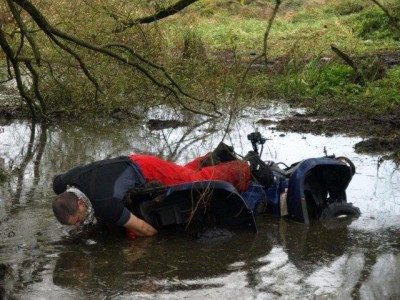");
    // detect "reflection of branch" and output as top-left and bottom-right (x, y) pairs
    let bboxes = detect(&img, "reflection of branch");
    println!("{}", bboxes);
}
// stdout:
(113, 0), (199, 33)
(27, 123), (48, 197)
(165, 119), (216, 161)
(8, 122), (48, 207)
(11, 121), (36, 203)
